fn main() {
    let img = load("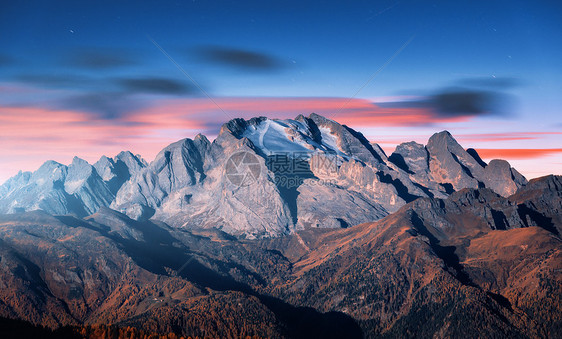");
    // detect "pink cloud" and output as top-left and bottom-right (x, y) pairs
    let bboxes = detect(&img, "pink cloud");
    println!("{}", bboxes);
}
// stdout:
(455, 132), (562, 142)
(1, 96), (559, 182)
(124, 96), (469, 130)
(0, 105), (204, 183)
(476, 148), (562, 160)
